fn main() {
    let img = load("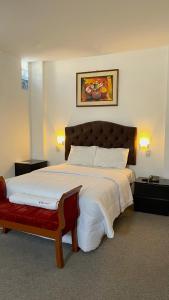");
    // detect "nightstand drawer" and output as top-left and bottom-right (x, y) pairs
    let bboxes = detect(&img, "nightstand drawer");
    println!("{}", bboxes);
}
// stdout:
(134, 196), (169, 216)
(134, 182), (169, 200)
(30, 162), (47, 171)
(134, 177), (169, 215)
(15, 164), (31, 176)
